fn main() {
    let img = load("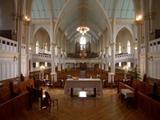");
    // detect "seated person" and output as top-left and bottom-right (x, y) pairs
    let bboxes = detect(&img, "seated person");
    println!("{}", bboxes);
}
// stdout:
(41, 91), (51, 111)
(20, 73), (25, 81)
